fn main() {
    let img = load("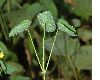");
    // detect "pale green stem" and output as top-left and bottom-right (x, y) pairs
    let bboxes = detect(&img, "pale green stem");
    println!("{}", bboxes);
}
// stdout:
(45, 29), (59, 71)
(43, 73), (46, 80)
(42, 26), (46, 80)
(27, 29), (43, 71)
